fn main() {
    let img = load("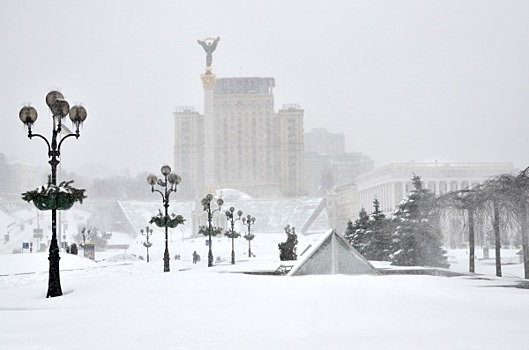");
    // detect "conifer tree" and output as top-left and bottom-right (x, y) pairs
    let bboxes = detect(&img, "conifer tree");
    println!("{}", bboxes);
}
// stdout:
(344, 219), (355, 242)
(278, 225), (298, 261)
(363, 199), (393, 261)
(391, 175), (449, 268)
(345, 207), (370, 255)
